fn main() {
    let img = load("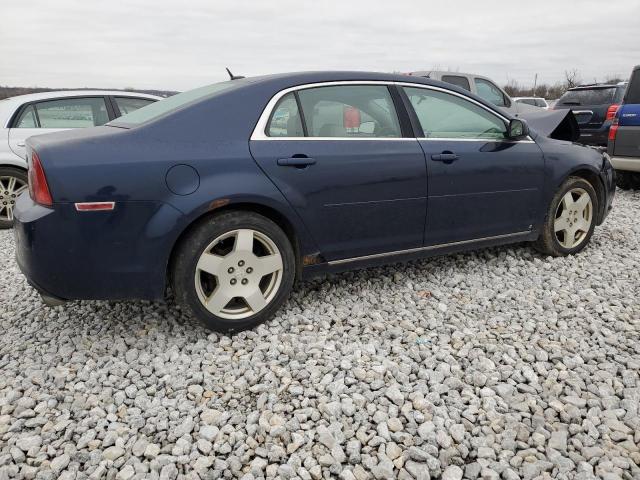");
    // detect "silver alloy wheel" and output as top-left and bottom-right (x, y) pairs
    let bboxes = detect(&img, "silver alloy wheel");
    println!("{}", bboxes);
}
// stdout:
(0, 175), (28, 222)
(194, 229), (283, 320)
(553, 187), (593, 249)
